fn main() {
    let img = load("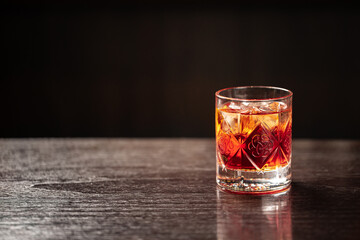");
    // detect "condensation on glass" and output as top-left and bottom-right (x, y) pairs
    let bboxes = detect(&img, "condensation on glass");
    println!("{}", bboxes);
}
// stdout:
(215, 86), (293, 194)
